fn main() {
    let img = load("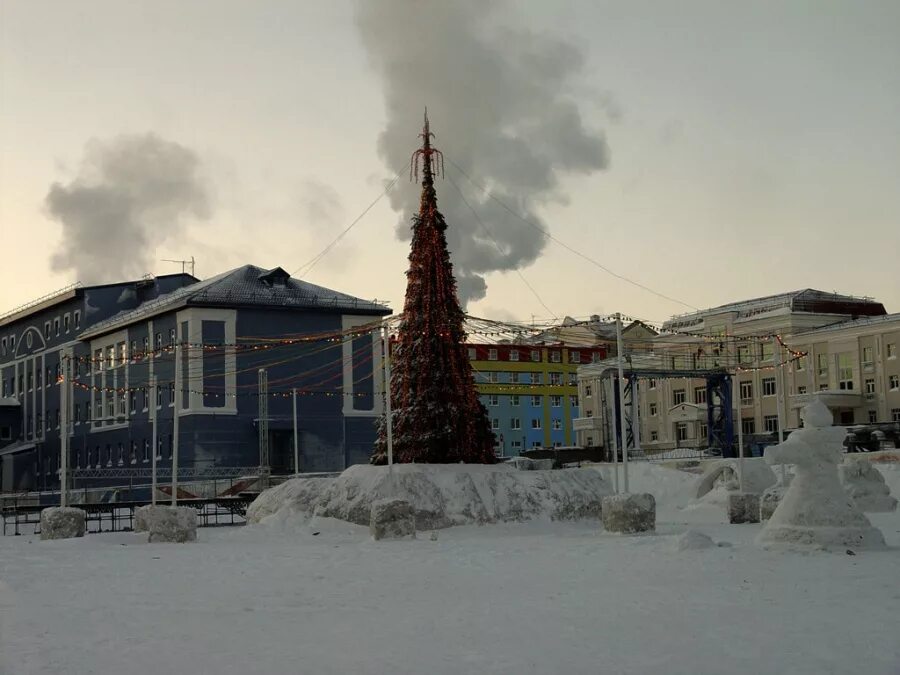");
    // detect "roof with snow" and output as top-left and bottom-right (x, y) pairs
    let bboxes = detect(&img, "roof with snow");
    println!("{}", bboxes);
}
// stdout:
(80, 265), (391, 339)
(663, 289), (886, 331)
